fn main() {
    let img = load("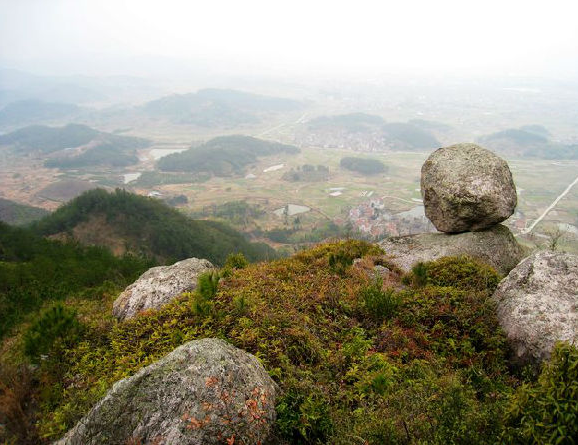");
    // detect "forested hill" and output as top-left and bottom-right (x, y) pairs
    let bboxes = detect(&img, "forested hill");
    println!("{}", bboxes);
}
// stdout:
(140, 88), (303, 126)
(0, 221), (151, 340)
(0, 197), (49, 226)
(31, 188), (276, 265)
(157, 135), (299, 175)
(0, 123), (149, 155)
